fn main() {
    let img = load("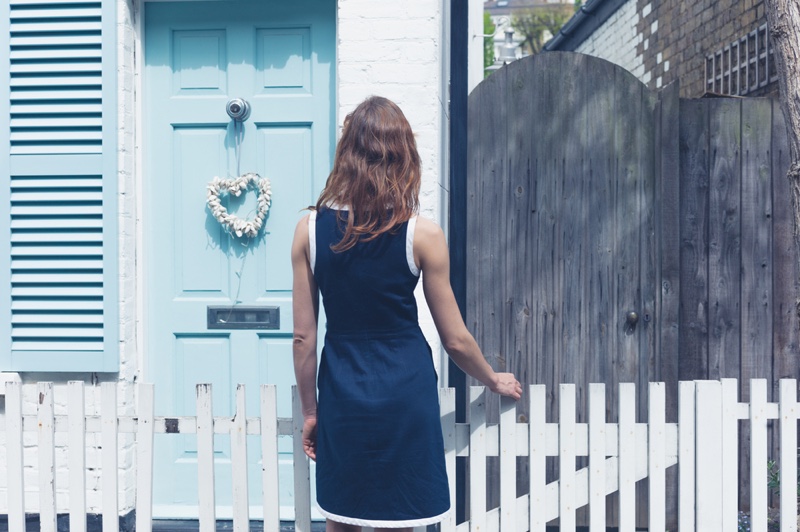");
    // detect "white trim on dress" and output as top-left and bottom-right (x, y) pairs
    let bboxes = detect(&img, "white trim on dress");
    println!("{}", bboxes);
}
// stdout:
(318, 506), (451, 528)
(308, 211), (317, 274)
(406, 215), (420, 276)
